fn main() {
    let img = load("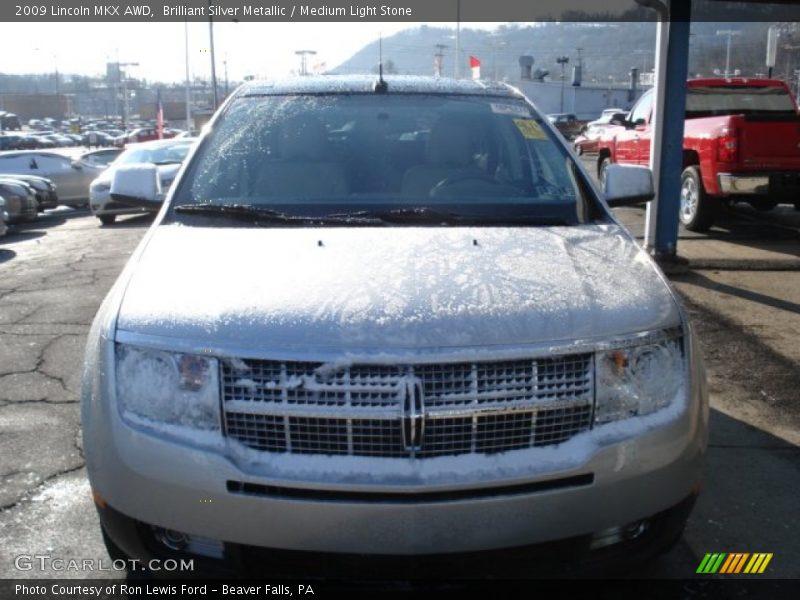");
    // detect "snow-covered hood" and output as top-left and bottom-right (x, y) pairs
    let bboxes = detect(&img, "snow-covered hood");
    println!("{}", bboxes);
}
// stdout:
(116, 223), (681, 351)
(92, 163), (181, 187)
